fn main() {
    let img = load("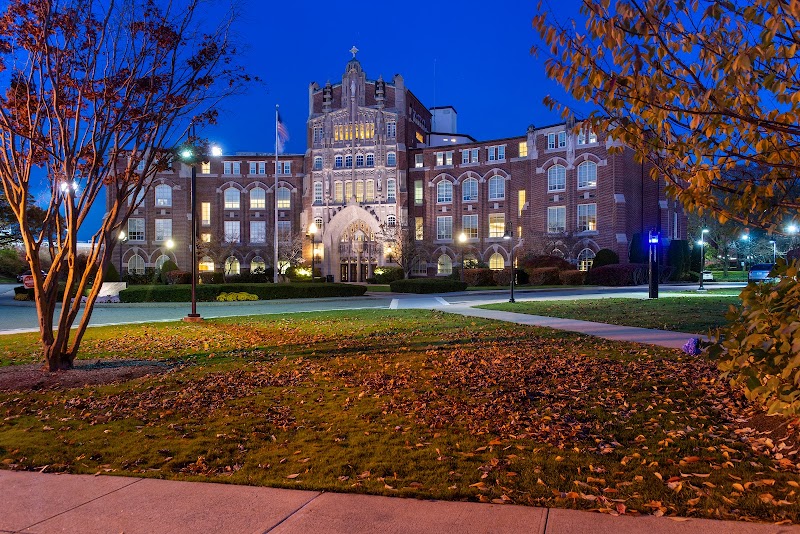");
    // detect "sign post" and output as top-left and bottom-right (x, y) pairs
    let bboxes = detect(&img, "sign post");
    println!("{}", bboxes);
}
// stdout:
(22, 275), (34, 290)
